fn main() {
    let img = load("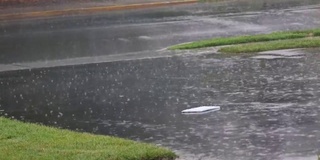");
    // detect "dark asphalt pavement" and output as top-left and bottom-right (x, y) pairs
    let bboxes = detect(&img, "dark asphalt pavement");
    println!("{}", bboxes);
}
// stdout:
(1, 1), (320, 160)
(0, 0), (319, 69)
